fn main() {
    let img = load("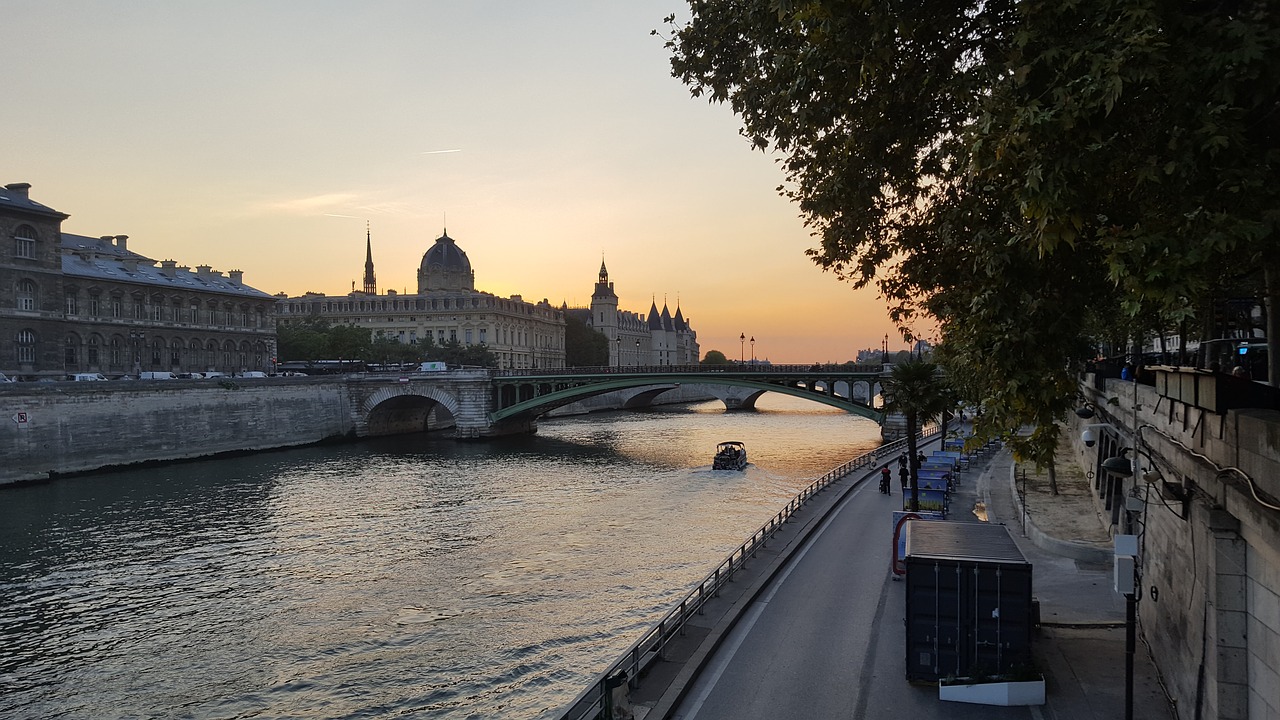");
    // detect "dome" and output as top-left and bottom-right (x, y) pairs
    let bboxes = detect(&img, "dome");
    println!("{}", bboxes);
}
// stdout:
(418, 231), (475, 293)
